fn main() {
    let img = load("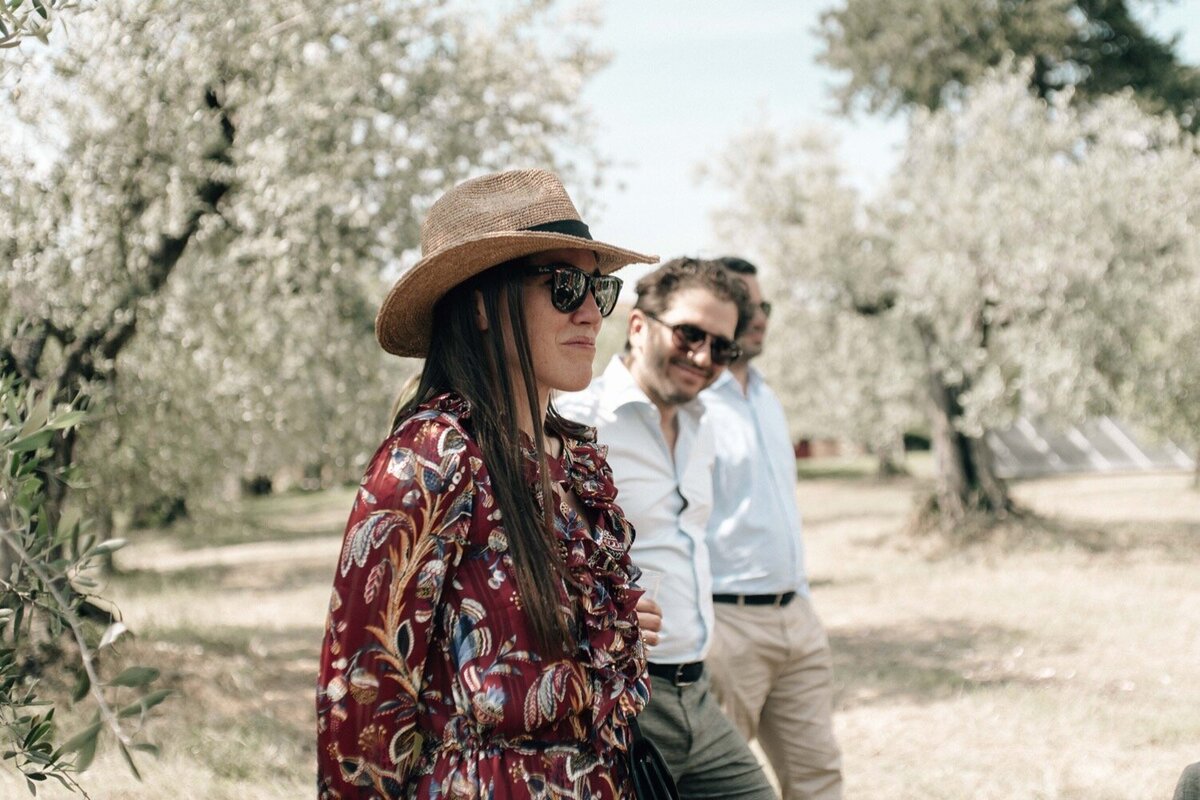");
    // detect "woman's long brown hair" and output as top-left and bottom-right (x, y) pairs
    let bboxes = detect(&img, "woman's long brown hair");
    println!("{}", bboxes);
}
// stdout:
(394, 259), (580, 655)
